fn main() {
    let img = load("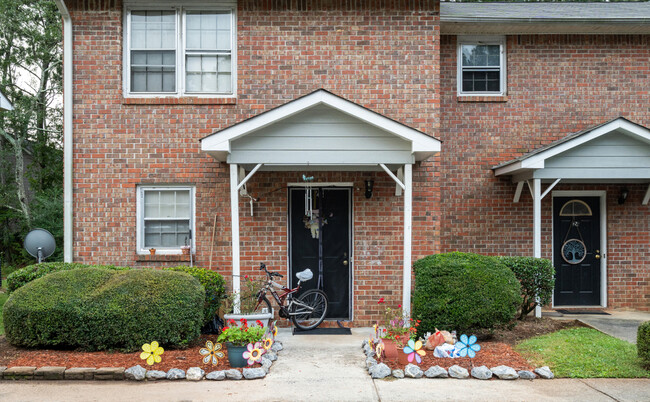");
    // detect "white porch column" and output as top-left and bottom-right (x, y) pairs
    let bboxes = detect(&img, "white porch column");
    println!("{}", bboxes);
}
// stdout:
(532, 178), (542, 318)
(230, 163), (241, 312)
(402, 163), (413, 318)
